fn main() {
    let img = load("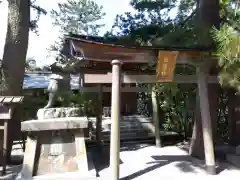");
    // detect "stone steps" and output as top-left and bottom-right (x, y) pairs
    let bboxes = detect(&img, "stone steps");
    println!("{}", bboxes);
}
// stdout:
(89, 115), (179, 141)
(220, 145), (240, 168)
(90, 115), (153, 129)
(92, 131), (153, 141)
(226, 154), (240, 167)
(89, 115), (154, 141)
